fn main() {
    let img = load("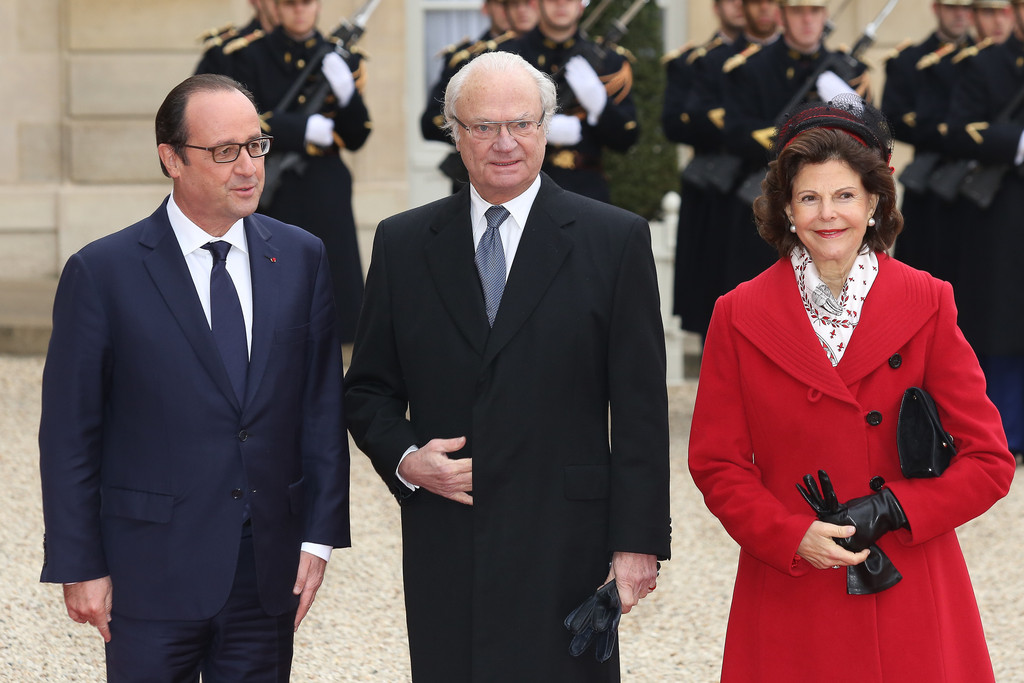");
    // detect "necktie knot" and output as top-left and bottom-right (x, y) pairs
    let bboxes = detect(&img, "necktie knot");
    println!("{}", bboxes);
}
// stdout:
(485, 205), (510, 231)
(202, 241), (231, 263)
